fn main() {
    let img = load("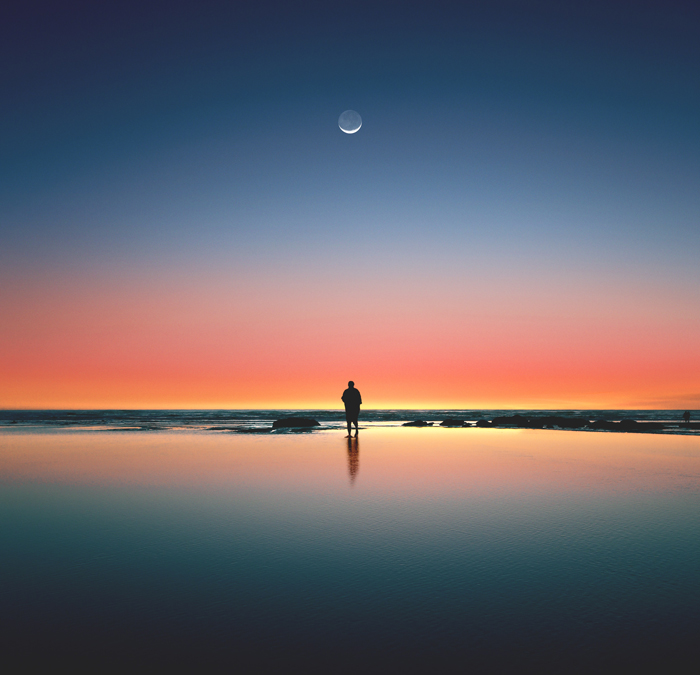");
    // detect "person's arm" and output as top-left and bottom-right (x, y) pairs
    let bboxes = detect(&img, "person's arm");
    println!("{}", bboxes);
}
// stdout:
(358, 392), (362, 405)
